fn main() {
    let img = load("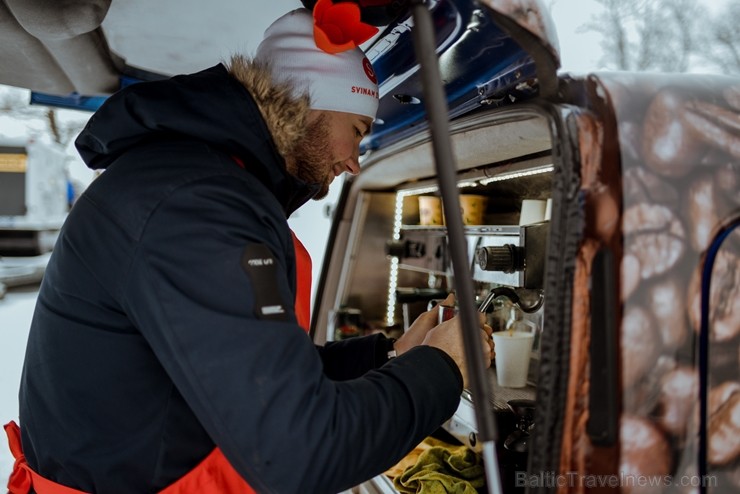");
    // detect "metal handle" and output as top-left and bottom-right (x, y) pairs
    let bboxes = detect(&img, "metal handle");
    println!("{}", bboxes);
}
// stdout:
(410, 2), (502, 493)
